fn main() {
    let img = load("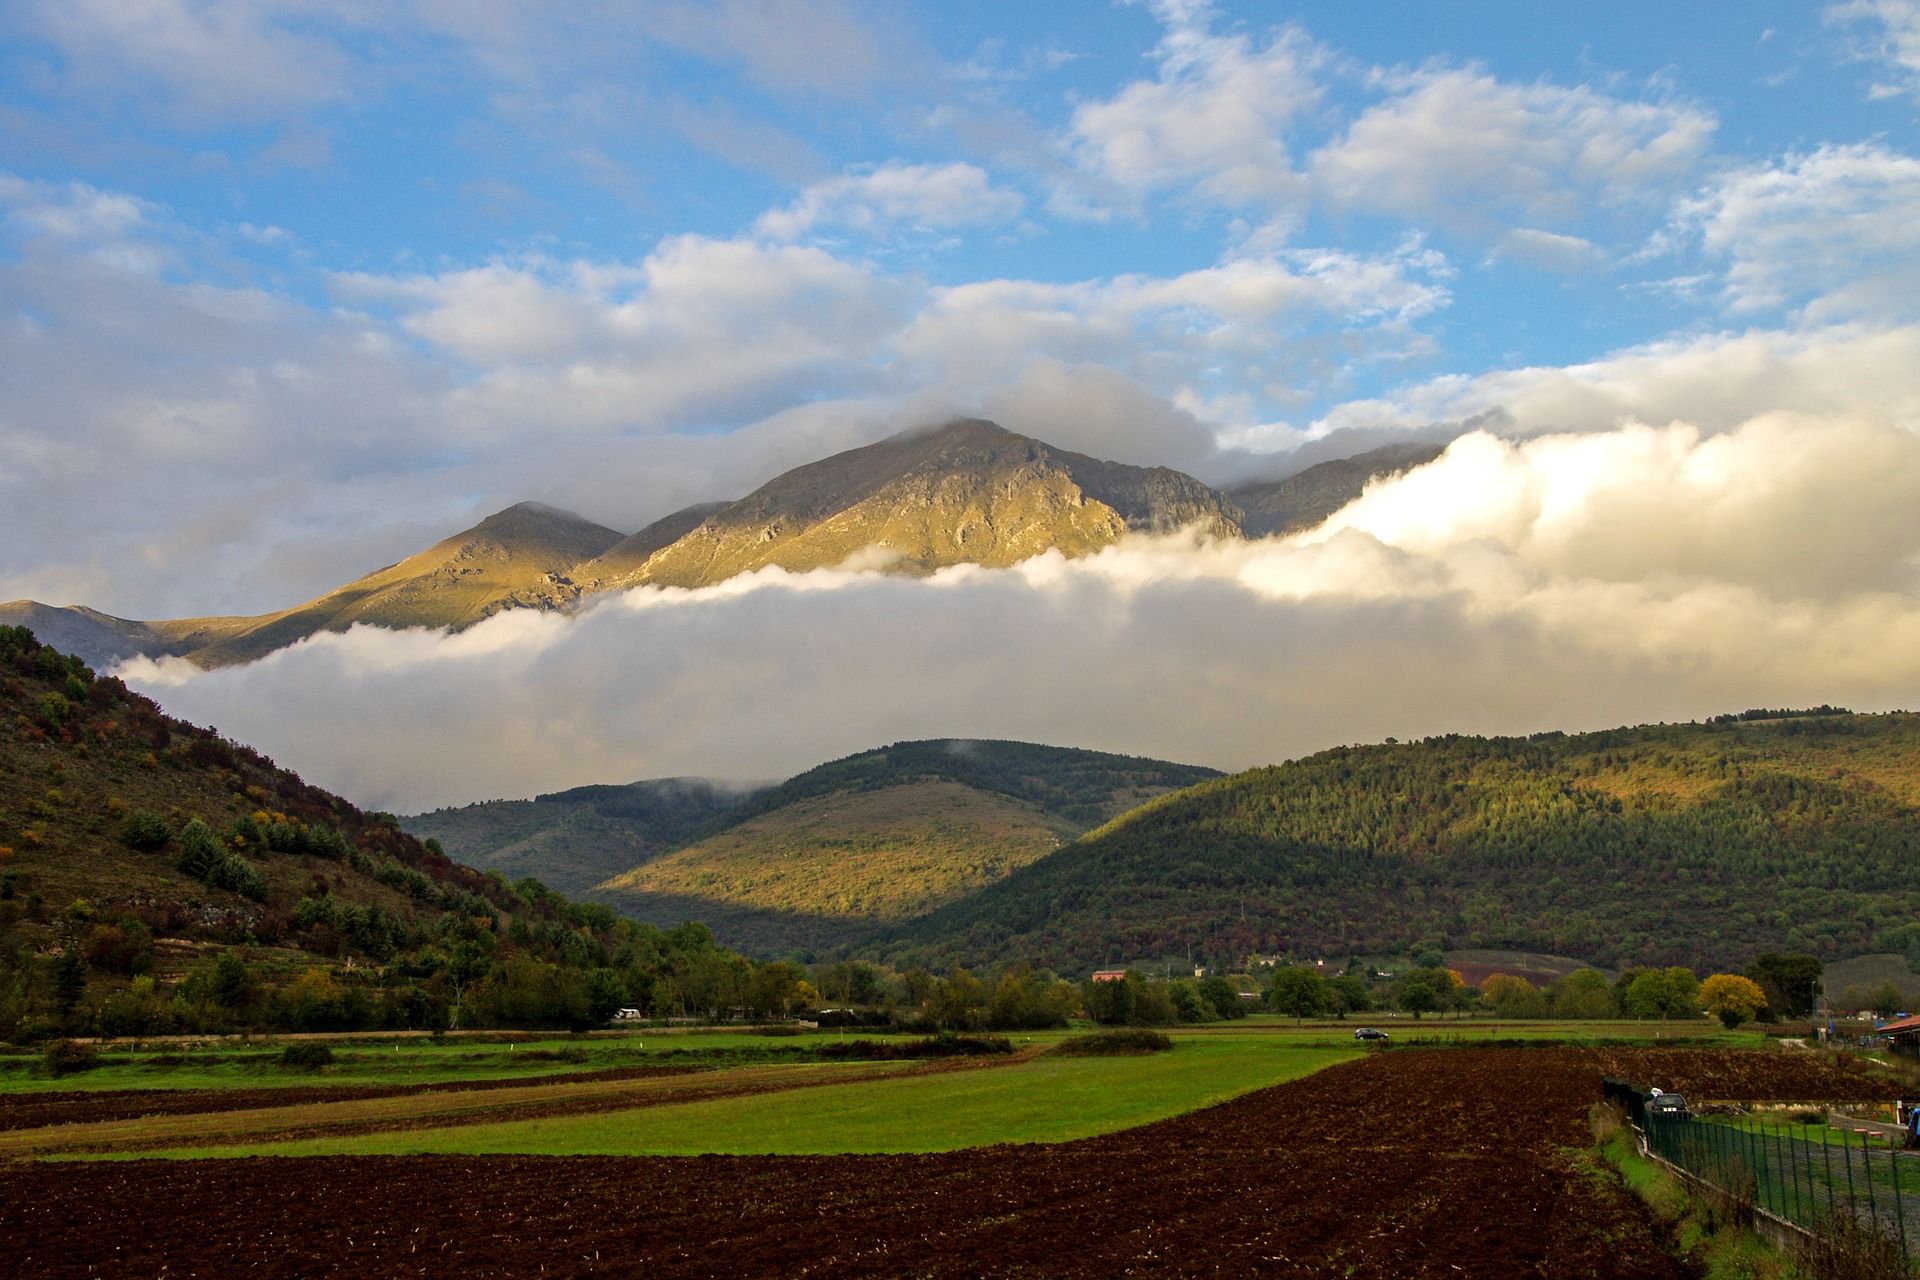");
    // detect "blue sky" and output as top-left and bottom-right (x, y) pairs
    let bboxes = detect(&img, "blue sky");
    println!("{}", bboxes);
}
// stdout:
(5, 1), (1920, 618)
(9, 3), (1920, 805)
